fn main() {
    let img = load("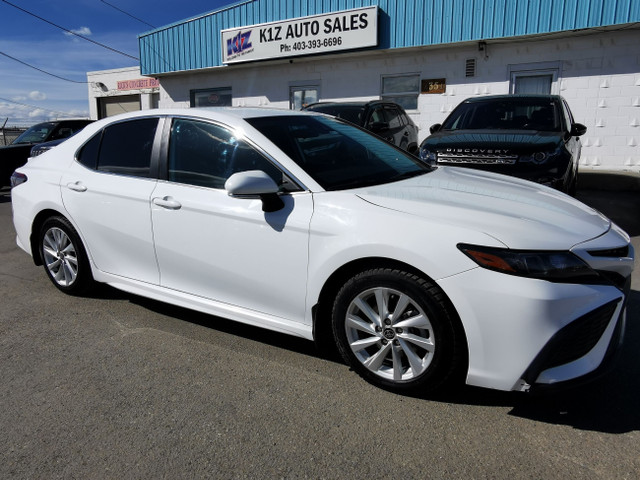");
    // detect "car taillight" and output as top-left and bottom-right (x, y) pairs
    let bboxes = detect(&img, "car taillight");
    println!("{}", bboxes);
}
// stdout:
(10, 171), (27, 188)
